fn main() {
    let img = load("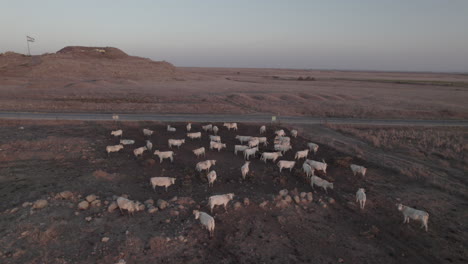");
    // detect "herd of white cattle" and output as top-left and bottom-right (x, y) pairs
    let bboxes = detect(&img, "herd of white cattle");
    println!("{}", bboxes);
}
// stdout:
(106, 122), (429, 236)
